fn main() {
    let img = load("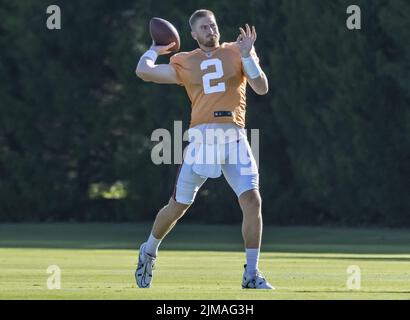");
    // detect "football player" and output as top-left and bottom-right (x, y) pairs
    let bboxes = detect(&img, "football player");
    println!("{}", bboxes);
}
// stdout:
(135, 9), (273, 289)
